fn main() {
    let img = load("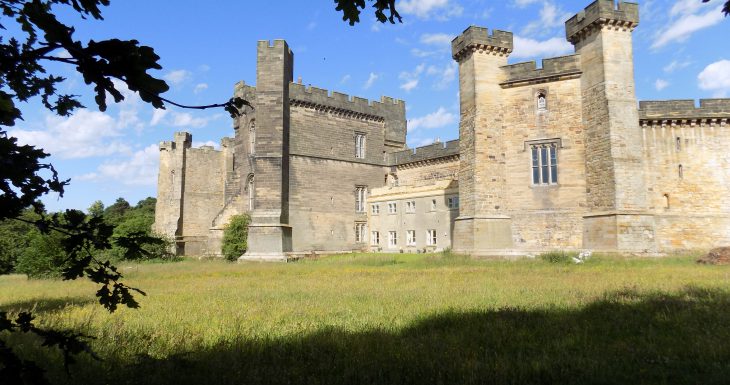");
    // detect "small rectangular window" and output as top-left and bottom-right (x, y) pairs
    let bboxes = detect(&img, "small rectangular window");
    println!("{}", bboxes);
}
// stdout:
(447, 196), (459, 210)
(405, 200), (415, 213)
(355, 223), (366, 243)
(431, 199), (437, 211)
(406, 230), (416, 246)
(530, 142), (558, 185)
(355, 133), (366, 159)
(371, 231), (380, 245)
(371, 204), (380, 215)
(388, 202), (397, 214)
(427, 230), (437, 246)
(388, 231), (397, 247)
